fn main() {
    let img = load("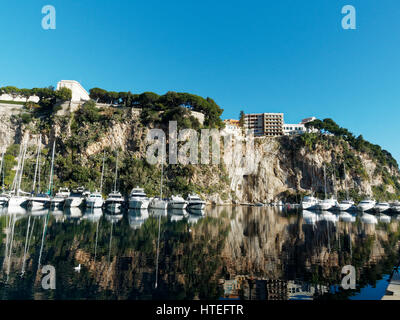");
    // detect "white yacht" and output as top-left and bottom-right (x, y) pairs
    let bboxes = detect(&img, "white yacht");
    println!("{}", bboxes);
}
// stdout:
(8, 193), (29, 208)
(64, 187), (86, 208)
(186, 194), (206, 210)
(105, 191), (125, 211)
(391, 201), (400, 213)
(28, 193), (51, 209)
(85, 191), (104, 208)
(129, 187), (150, 209)
(168, 195), (187, 210)
(149, 197), (168, 210)
(50, 188), (70, 208)
(334, 199), (355, 211)
(357, 199), (376, 212)
(317, 197), (338, 211)
(301, 196), (319, 210)
(105, 152), (125, 212)
(0, 194), (9, 206)
(374, 202), (390, 213)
